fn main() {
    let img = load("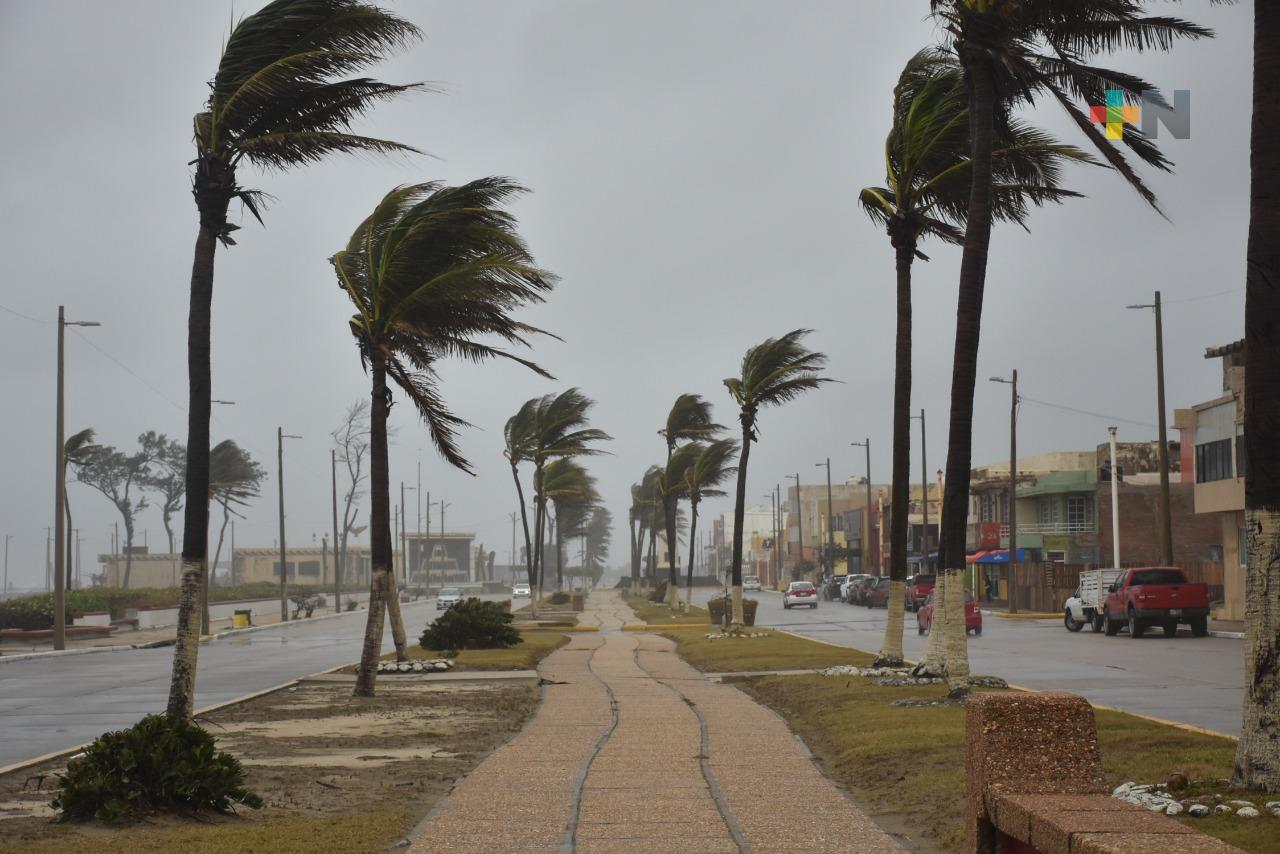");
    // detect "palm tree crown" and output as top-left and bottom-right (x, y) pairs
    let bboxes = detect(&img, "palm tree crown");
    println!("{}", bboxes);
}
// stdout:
(724, 329), (834, 440)
(660, 394), (725, 452)
(684, 439), (740, 505)
(334, 178), (557, 472)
